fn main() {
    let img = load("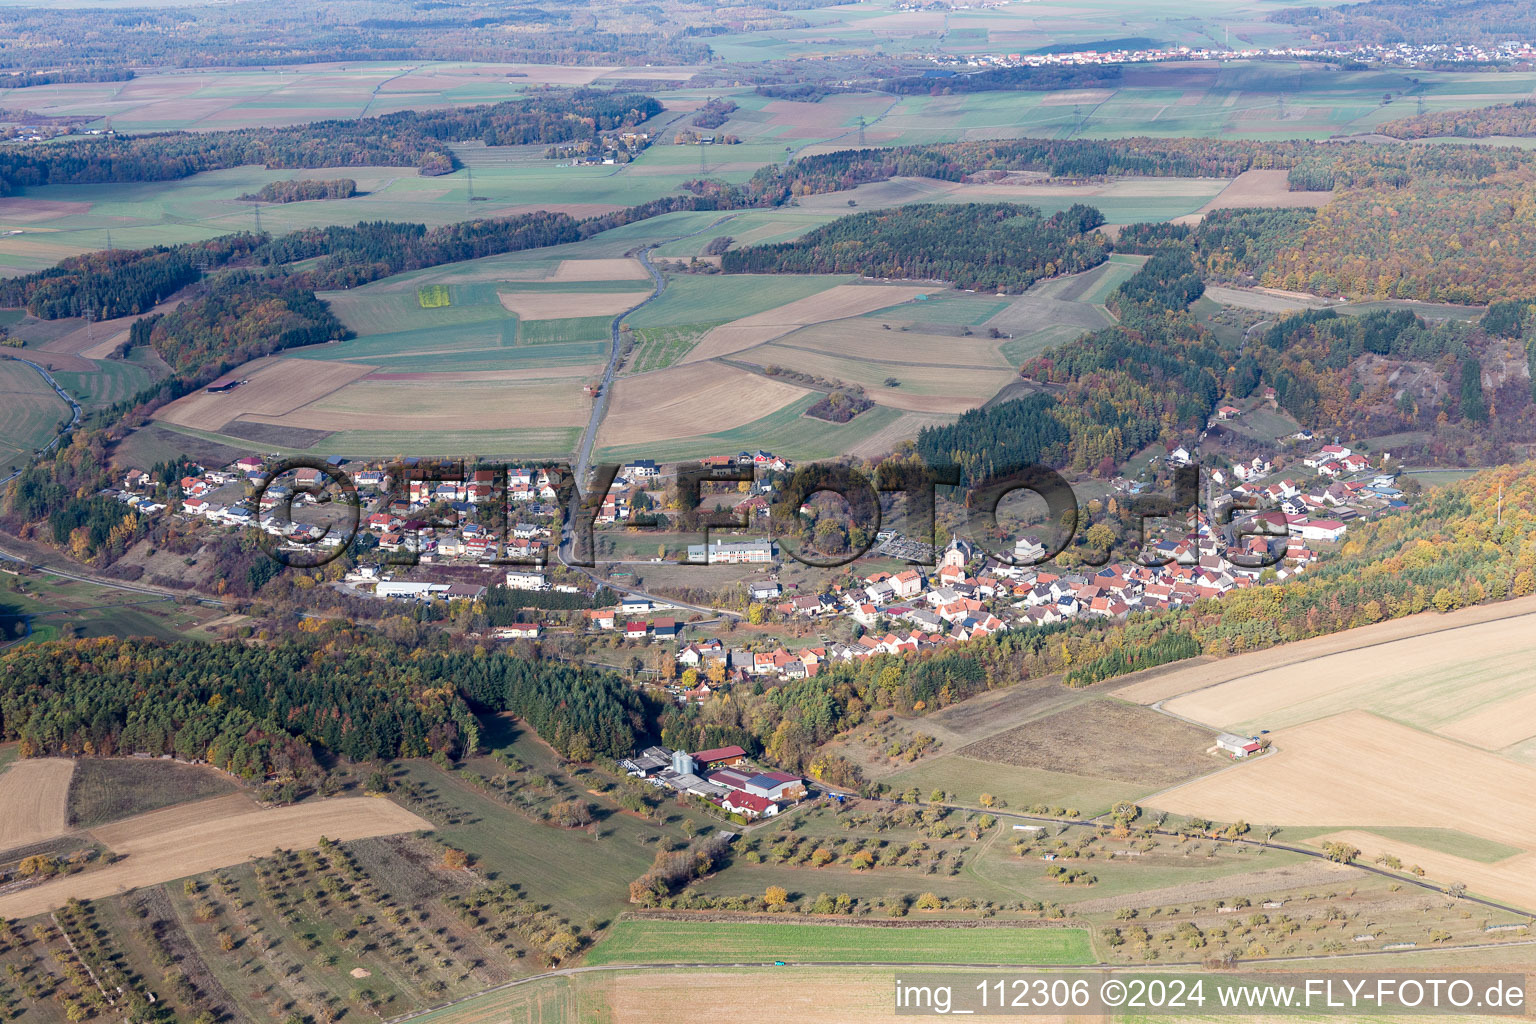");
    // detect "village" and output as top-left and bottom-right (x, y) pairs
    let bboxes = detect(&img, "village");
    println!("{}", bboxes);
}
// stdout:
(94, 425), (1421, 696)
